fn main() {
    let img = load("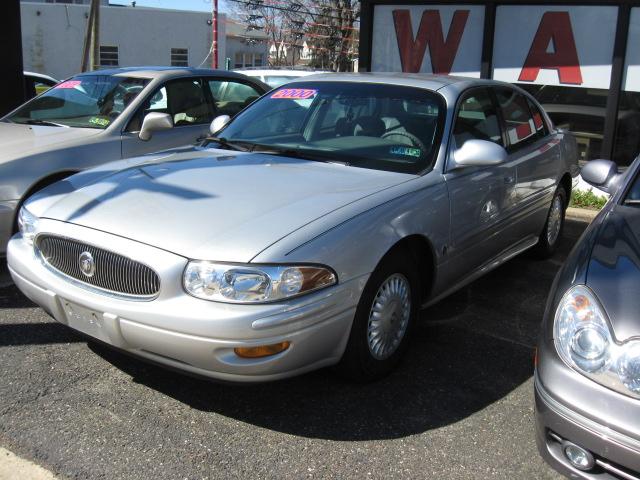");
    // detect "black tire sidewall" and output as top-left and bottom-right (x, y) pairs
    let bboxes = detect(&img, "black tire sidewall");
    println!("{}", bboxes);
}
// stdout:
(339, 250), (419, 381)
(536, 187), (567, 257)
